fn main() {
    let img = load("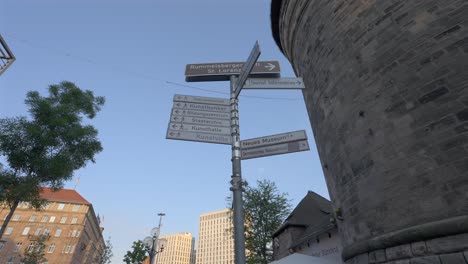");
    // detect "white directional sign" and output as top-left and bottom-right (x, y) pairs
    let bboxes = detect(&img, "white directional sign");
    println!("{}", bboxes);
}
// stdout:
(174, 94), (230, 106)
(171, 109), (230, 120)
(168, 122), (231, 135)
(170, 115), (231, 127)
(241, 130), (307, 150)
(173, 101), (230, 113)
(234, 41), (261, 98)
(166, 130), (232, 145)
(243, 77), (305, 89)
(241, 140), (309, 160)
